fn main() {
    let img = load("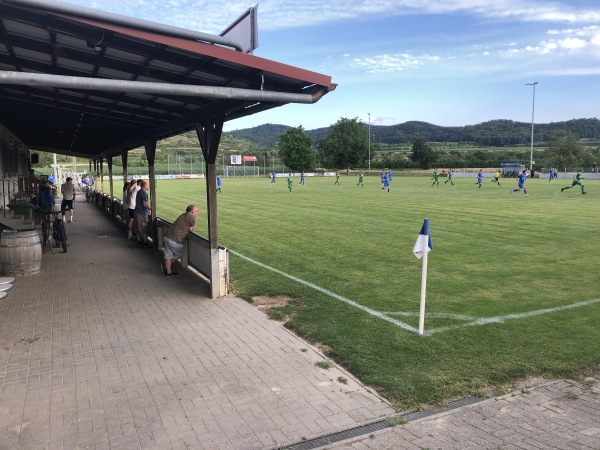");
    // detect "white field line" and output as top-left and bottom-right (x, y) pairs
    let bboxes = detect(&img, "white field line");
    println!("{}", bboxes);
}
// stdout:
(229, 250), (419, 333)
(422, 297), (600, 335)
(382, 311), (479, 321)
(230, 250), (600, 337)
